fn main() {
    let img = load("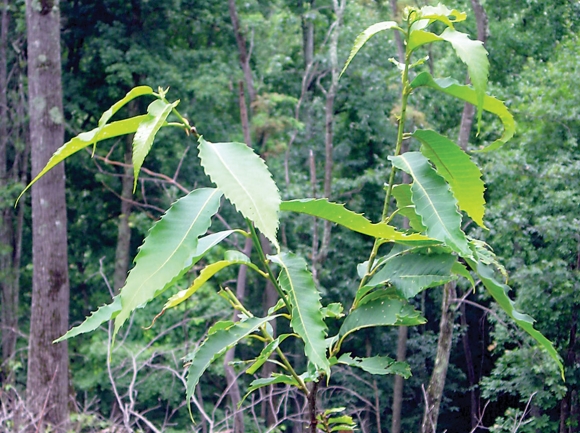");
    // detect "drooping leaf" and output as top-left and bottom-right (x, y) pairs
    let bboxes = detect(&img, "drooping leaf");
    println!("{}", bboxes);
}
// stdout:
(185, 316), (274, 410)
(389, 152), (471, 257)
(132, 99), (177, 191)
(340, 21), (400, 77)
(198, 137), (280, 249)
(114, 188), (222, 338)
(246, 334), (291, 375)
(98, 86), (153, 127)
(391, 184), (426, 232)
(466, 257), (564, 379)
(160, 250), (262, 312)
(269, 253), (330, 375)
(452, 261), (475, 290)
(410, 72), (514, 151)
(438, 28), (488, 126)
(339, 294), (425, 344)
(241, 374), (300, 406)
(17, 116), (148, 204)
(337, 353), (411, 378)
(54, 296), (121, 343)
(365, 252), (456, 299)
(414, 129), (486, 227)
(280, 199), (436, 245)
